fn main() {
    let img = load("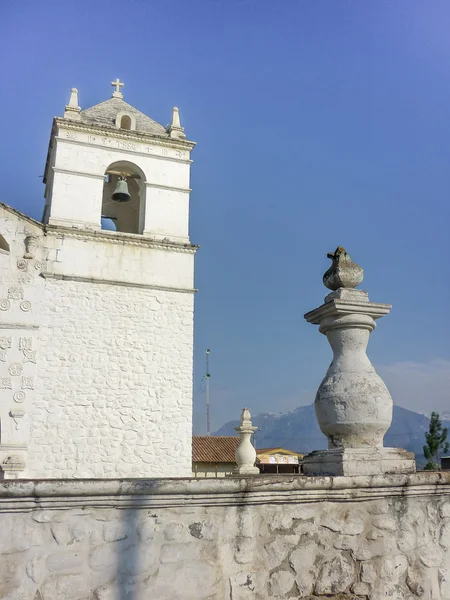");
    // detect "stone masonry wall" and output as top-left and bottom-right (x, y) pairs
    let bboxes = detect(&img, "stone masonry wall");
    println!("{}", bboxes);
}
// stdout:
(1, 474), (450, 600)
(29, 279), (194, 478)
(0, 206), (195, 479)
